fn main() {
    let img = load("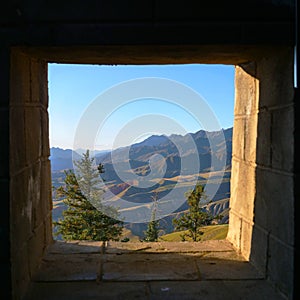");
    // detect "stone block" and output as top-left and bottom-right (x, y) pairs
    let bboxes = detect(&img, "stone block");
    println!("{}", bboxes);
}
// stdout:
(200, 249), (244, 261)
(240, 218), (253, 260)
(151, 279), (286, 300)
(230, 160), (255, 219)
(24, 281), (147, 300)
(27, 222), (47, 278)
(227, 211), (242, 250)
(9, 107), (26, 174)
(267, 235), (294, 298)
(232, 118), (244, 160)
(255, 168), (294, 245)
(32, 253), (102, 281)
(10, 51), (30, 105)
(11, 245), (31, 300)
(40, 160), (52, 216)
(244, 115), (258, 164)
(271, 106), (294, 172)
(28, 161), (43, 231)
(150, 281), (229, 300)
(10, 171), (32, 256)
(234, 65), (258, 116)
(249, 224), (268, 276)
(258, 50), (294, 109)
(41, 110), (50, 157)
(229, 158), (240, 210)
(221, 280), (287, 300)
(44, 214), (54, 246)
(106, 240), (234, 254)
(103, 253), (199, 281)
(48, 240), (103, 254)
(256, 110), (271, 167)
(25, 107), (42, 163)
(196, 258), (262, 280)
(29, 58), (48, 106)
